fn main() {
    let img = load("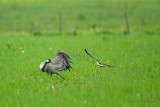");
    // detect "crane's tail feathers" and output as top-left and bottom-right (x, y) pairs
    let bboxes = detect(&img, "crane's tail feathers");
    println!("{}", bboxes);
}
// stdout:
(56, 50), (72, 71)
